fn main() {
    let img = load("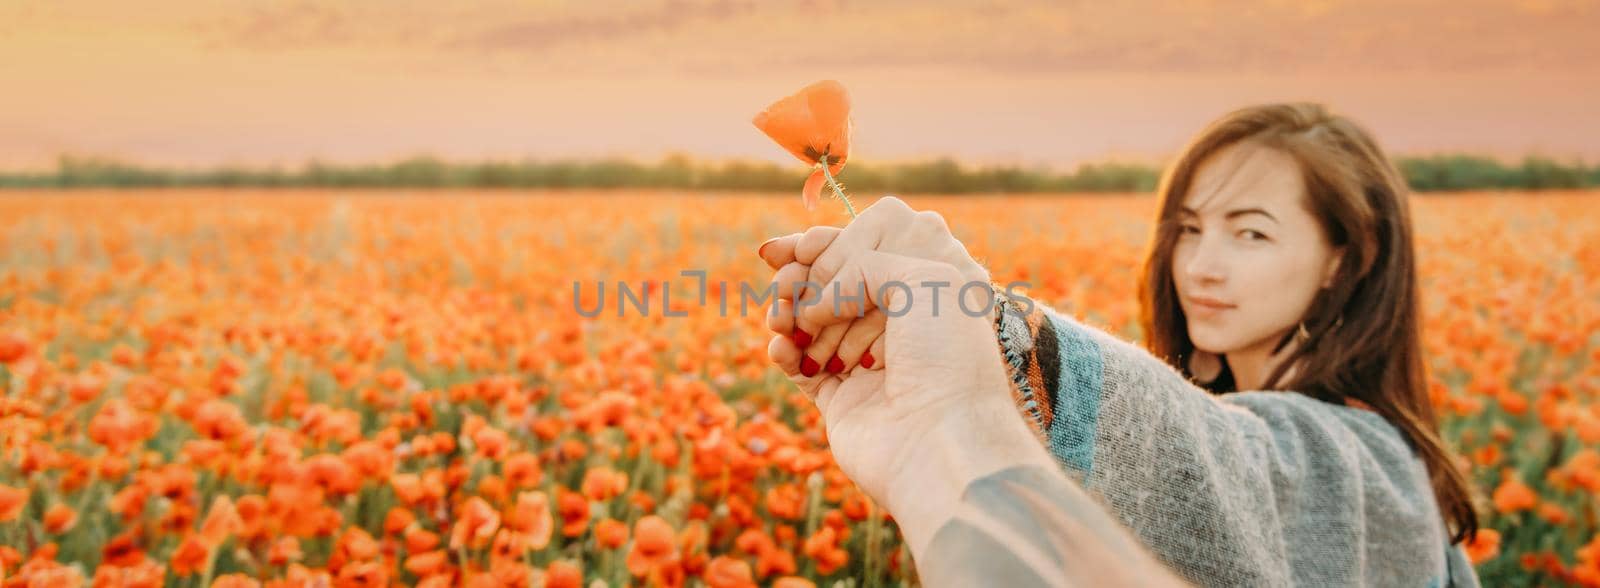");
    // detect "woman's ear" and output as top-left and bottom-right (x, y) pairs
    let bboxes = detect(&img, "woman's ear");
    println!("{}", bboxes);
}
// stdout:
(1322, 247), (1345, 289)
